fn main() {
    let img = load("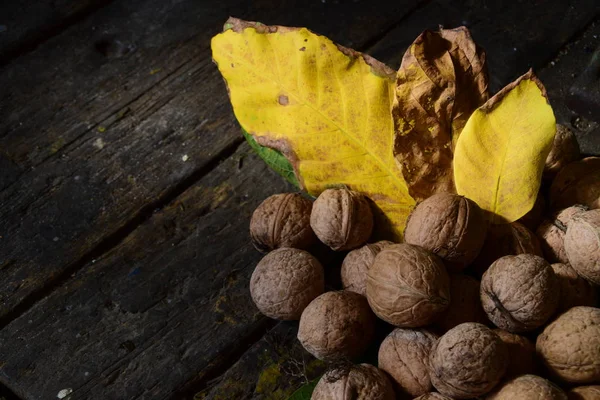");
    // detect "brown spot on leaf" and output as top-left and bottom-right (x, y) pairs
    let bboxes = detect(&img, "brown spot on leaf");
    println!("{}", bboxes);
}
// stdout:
(278, 95), (289, 106)
(299, 47), (306, 51)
